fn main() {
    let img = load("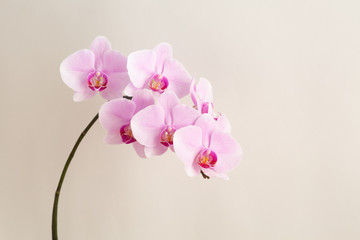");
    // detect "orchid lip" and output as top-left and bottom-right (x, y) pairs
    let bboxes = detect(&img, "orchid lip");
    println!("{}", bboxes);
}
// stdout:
(160, 126), (176, 147)
(88, 71), (108, 91)
(120, 124), (136, 144)
(149, 73), (169, 93)
(196, 149), (217, 168)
